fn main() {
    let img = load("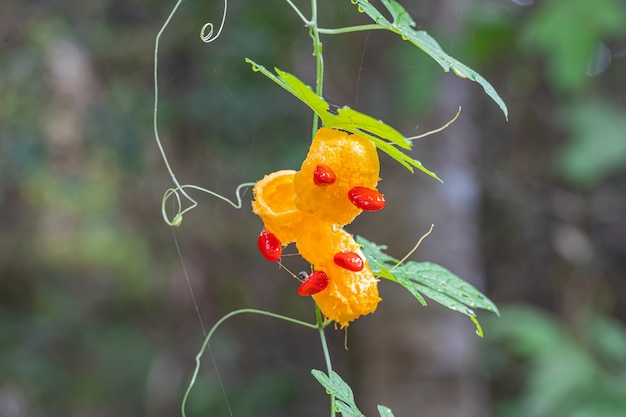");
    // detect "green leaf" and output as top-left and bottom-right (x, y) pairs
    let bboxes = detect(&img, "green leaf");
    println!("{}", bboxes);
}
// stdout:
(335, 401), (364, 417)
(245, 58), (441, 180)
(353, 0), (508, 119)
(395, 262), (500, 315)
(311, 370), (365, 417)
(357, 235), (499, 334)
(377, 405), (395, 417)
